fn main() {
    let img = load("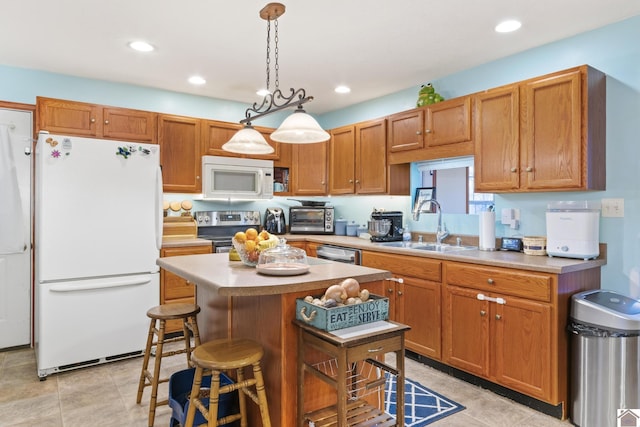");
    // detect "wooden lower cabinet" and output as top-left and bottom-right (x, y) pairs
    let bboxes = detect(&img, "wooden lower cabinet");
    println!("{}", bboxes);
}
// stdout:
(160, 244), (212, 333)
(359, 250), (600, 418)
(305, 242), (319, 257)
(362, 251), (442, 359)
(443, 284), (552, 399)
(442, 261), (600, 417)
